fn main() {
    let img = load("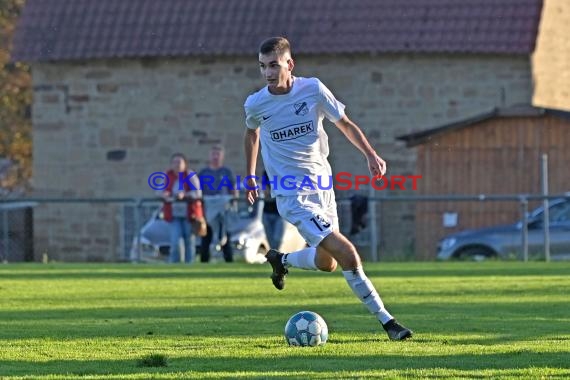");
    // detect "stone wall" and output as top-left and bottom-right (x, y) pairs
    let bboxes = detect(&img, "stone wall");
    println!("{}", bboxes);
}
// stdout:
(31, 54), (532, 260)
(532, 0), (570, 112)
